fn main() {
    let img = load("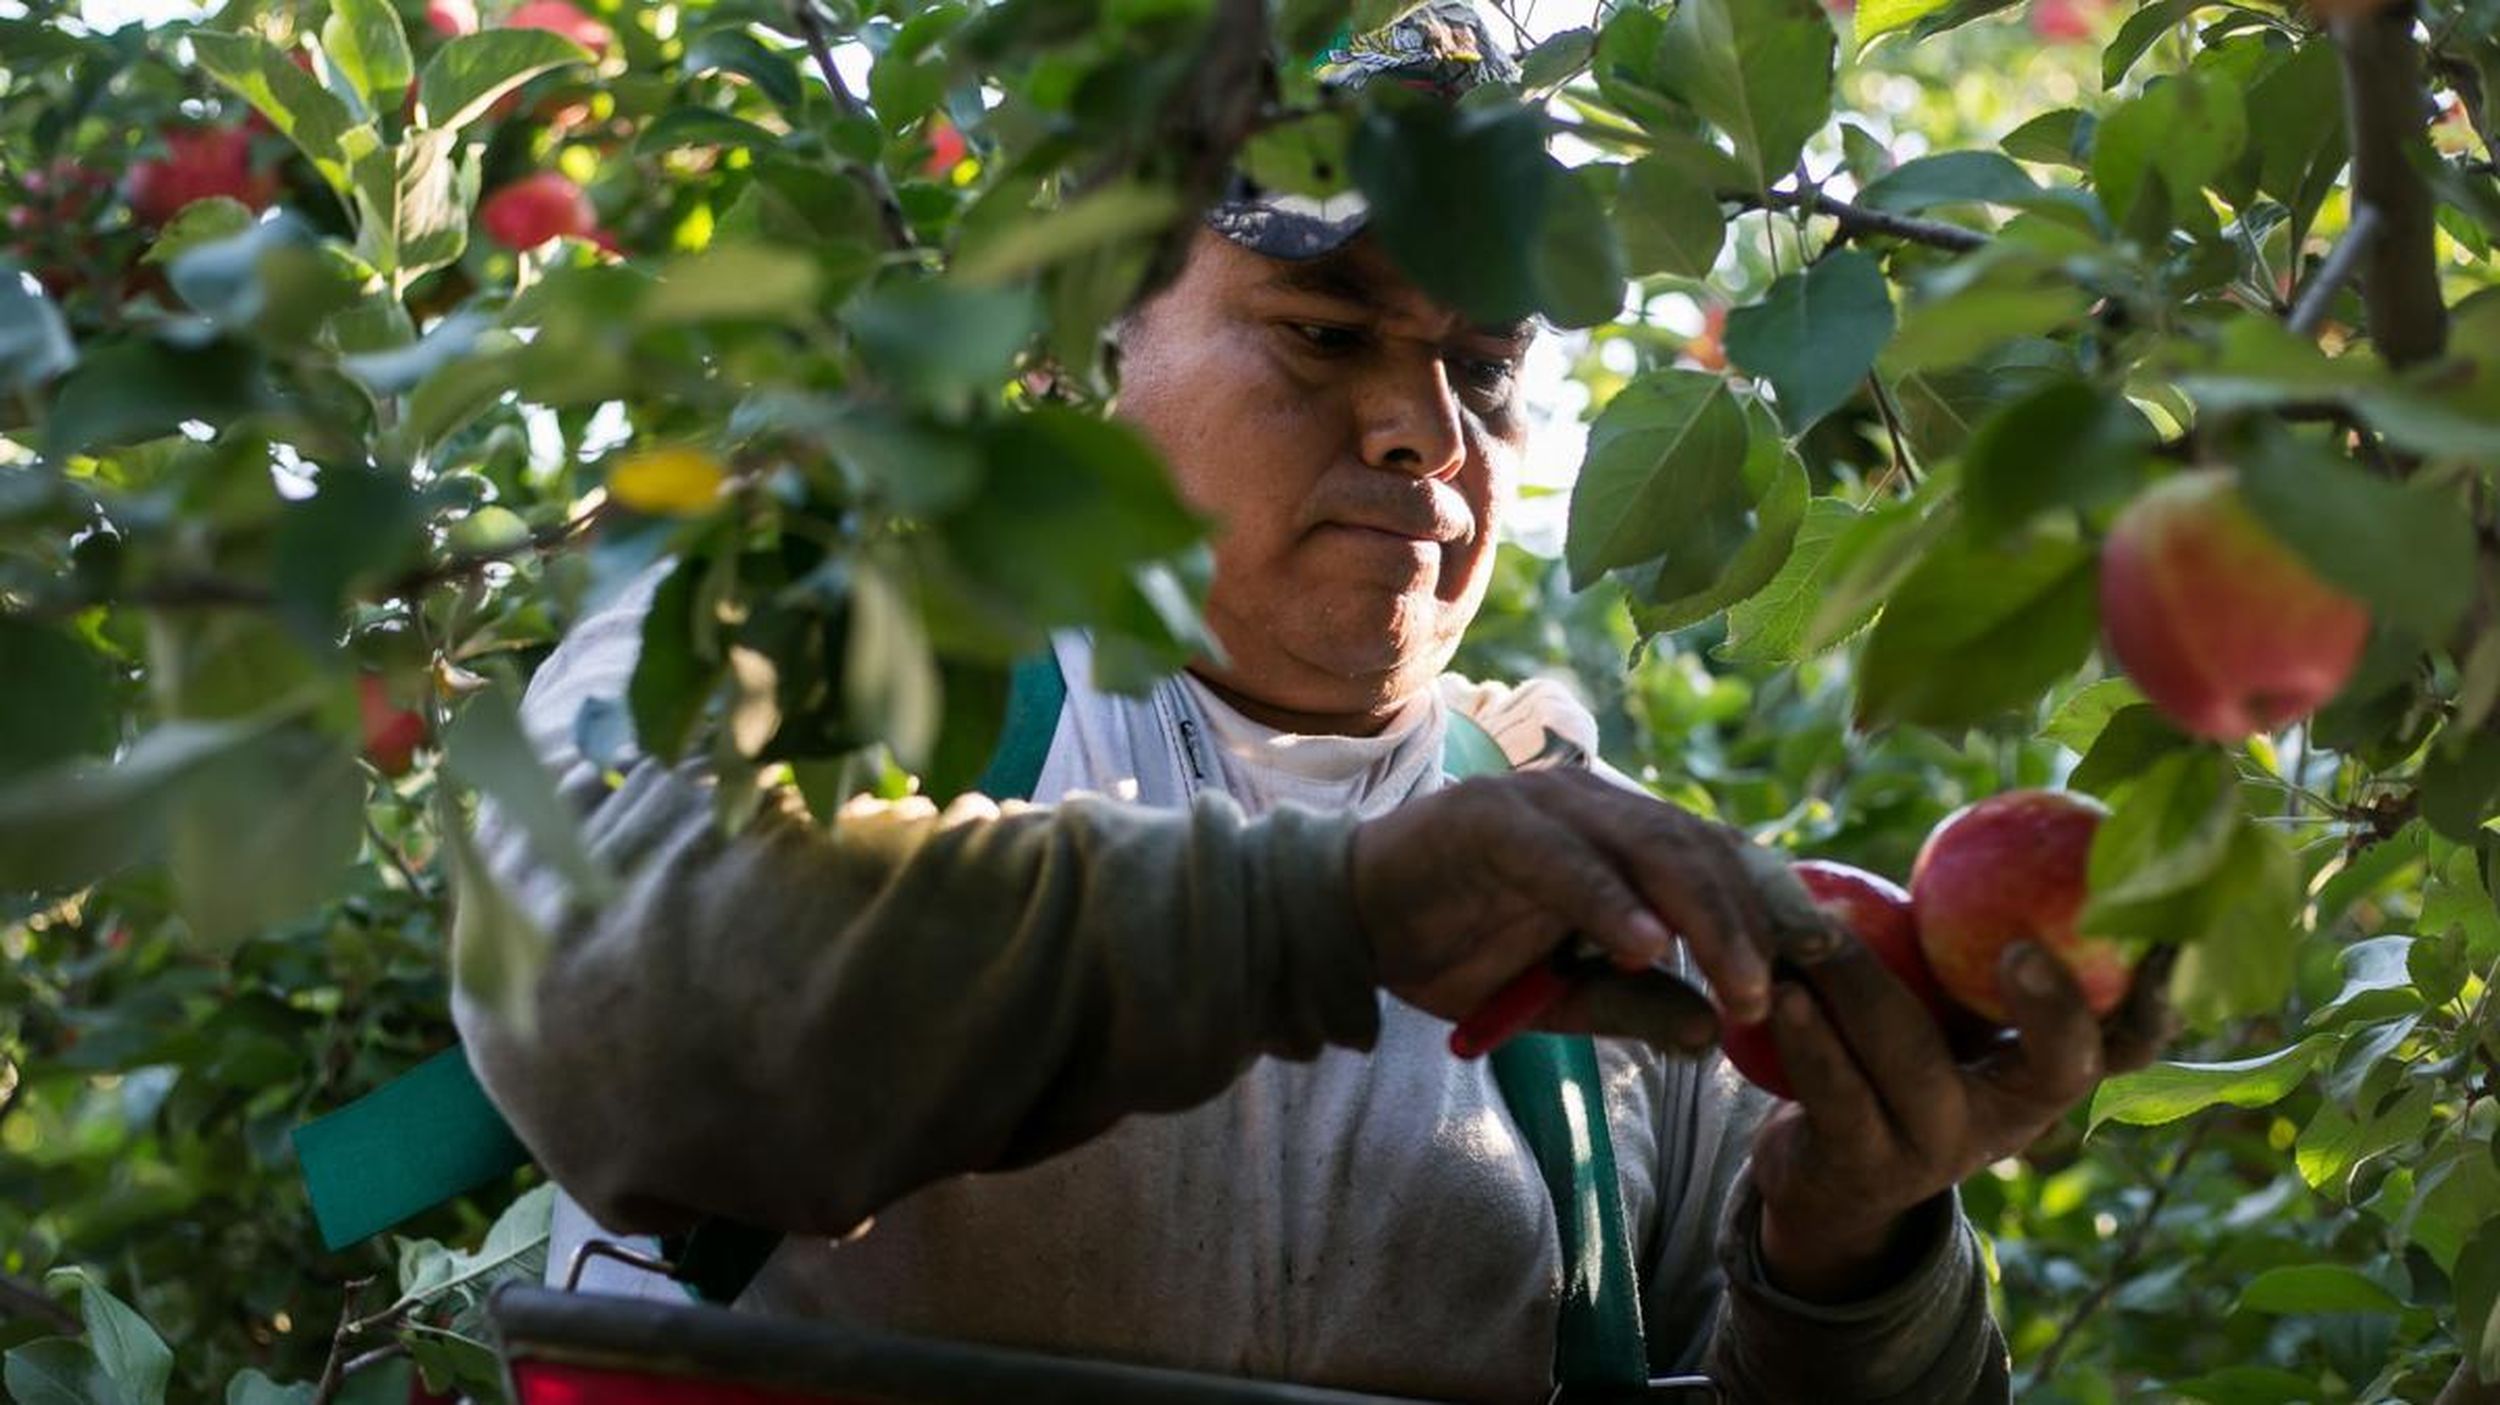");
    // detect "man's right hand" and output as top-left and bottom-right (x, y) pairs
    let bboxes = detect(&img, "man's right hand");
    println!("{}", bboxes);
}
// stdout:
(1349, 769), (1777, 1056)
